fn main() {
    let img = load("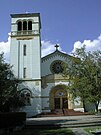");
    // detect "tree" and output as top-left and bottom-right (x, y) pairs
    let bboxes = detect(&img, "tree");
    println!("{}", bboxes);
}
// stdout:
(87, 51), (101, 112)
(63, 46), (101, 112)
(0, 53), (24, 112)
